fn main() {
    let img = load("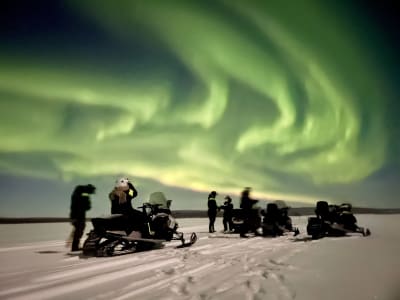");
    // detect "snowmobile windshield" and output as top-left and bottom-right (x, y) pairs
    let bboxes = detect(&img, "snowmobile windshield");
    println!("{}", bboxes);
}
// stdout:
(148, 192), (169, 209)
